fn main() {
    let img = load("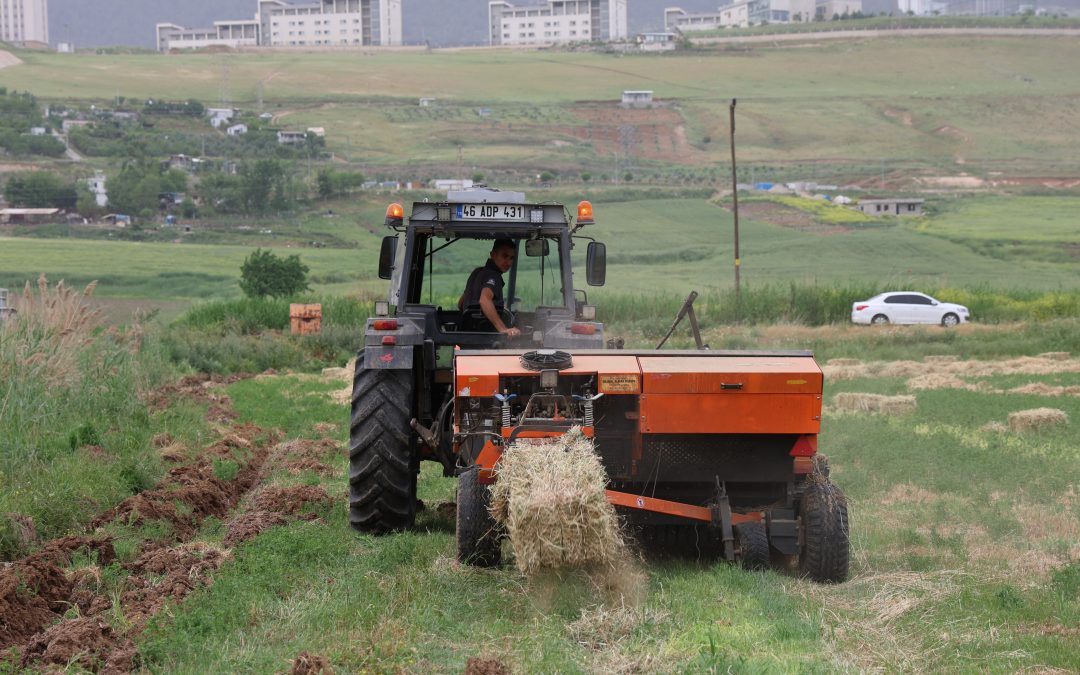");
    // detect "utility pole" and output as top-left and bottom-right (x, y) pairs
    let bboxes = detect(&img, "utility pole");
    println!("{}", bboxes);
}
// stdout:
(729, 98), (741, 299)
